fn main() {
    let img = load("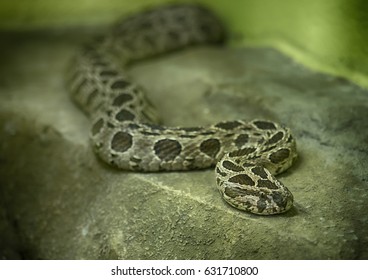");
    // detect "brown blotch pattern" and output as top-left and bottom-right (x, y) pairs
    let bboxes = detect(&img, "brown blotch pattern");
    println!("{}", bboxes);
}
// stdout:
(199, 138), (220, 158)
(257, 179), (278, 189)
(222, 160), (244, 172)
(253, 121), (276, 130)
(269, 148), (290, 164)
(251, 166), (268, 179)
(179, 134), (197, 138)
(266, 131), (284, 145)
(224, 186), (257, 199)
(112, 93), (133, 106)
(115, 109), (135, 121)
(182, 127), (201, 132)
(256, 198), (267, 212)
(228, 174), (255, 186)
(111, 132), (133, 153)
(91, 118), (104, 135)
(141, 131), (160, 136)
(272, 192), (289, 206)
(100, 70), (118, 77)
(111, 80), (130, 89)
(228, 147), (256, 157)
(215, 121), (242, 130)
(154, 139), (182, 161)
(235, 134), (249, 148)
(86, 89), (99, 105)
